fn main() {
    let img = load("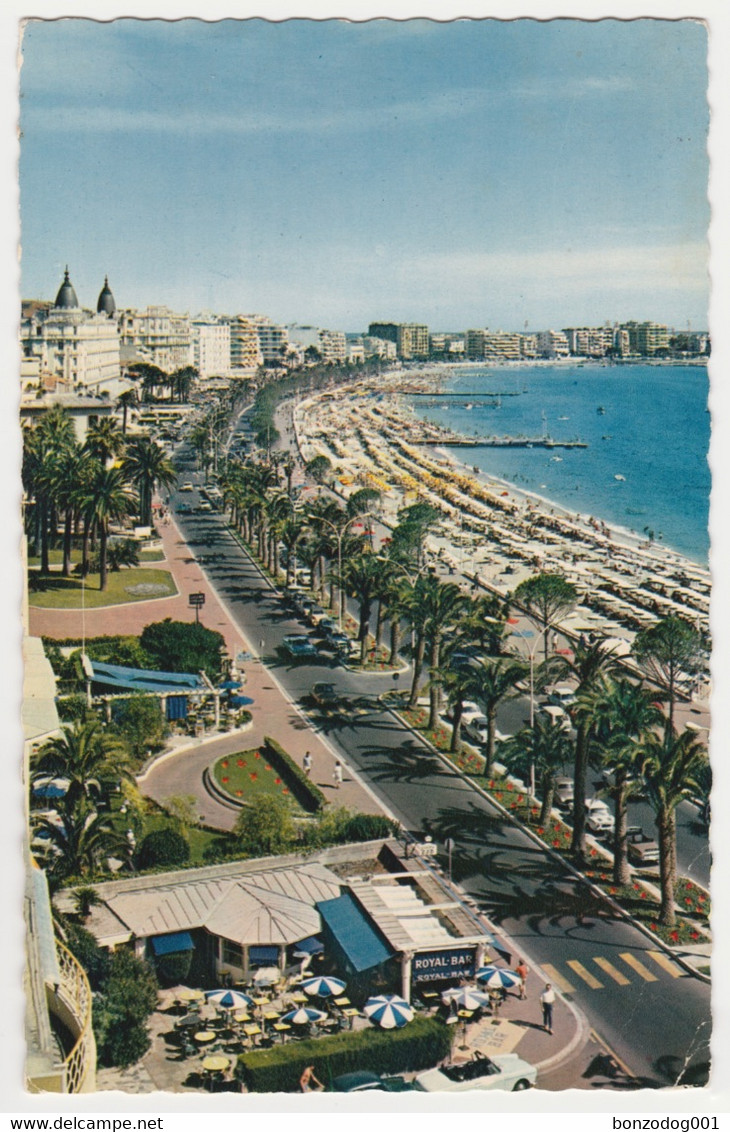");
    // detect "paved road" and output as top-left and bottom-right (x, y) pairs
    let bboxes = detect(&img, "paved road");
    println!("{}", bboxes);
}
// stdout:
(168, 456), (711, 1090)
